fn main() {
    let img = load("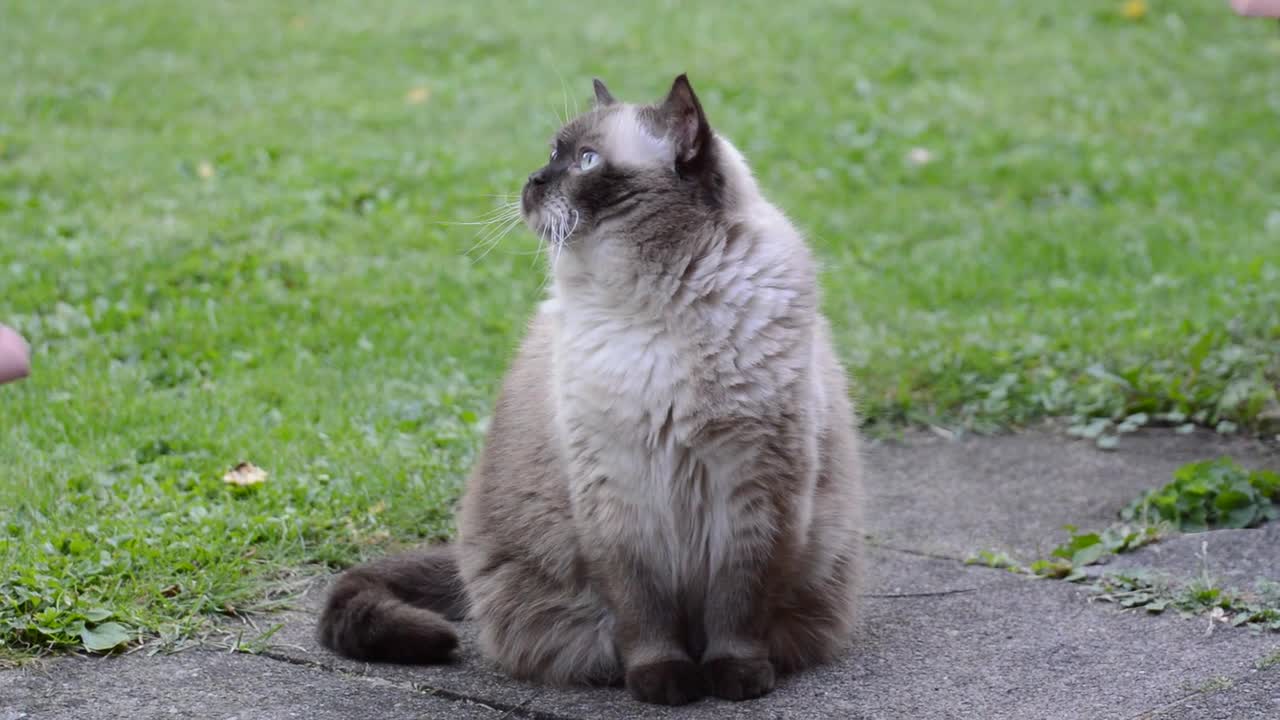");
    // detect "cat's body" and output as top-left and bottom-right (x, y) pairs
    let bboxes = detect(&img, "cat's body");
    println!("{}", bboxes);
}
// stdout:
(319, 76), (865, 706)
